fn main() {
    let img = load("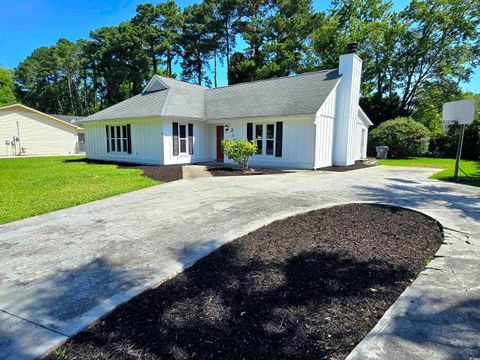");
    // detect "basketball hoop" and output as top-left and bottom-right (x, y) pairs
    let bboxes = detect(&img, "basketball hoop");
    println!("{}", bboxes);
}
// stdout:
(442, 99), (476, 182)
